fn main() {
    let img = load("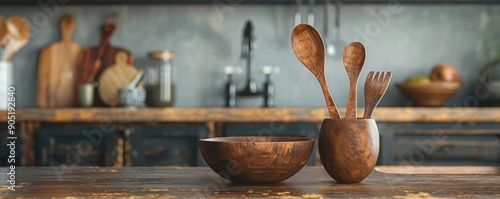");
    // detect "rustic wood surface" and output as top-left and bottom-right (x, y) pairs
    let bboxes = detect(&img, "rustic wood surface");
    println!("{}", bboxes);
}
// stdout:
(1, 107), (499, 123)
(0, 167), (499, 198)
